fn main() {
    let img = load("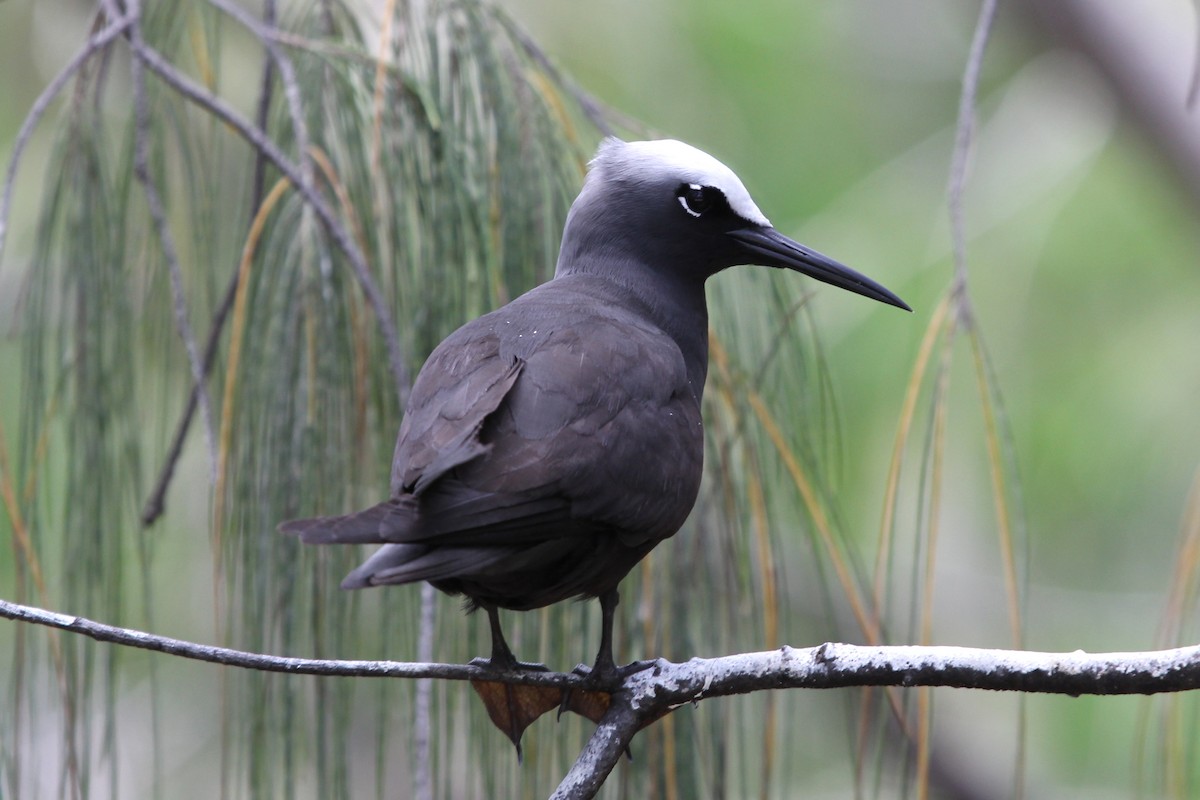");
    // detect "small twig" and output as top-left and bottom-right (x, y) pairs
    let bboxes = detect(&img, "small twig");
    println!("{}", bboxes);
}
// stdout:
(140, 275), (236, 524)
(126, 34), (411, 407)
(0, 595), (584, 684)
(142, 0), (316, 525)
(250, 0), (279, 208)
(947, 0), (999, 317)
(0, 11), (134, 267)
(493, 9), (644, 139)
(127, 0), (219, 483)
(205, 0), (312, 183)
